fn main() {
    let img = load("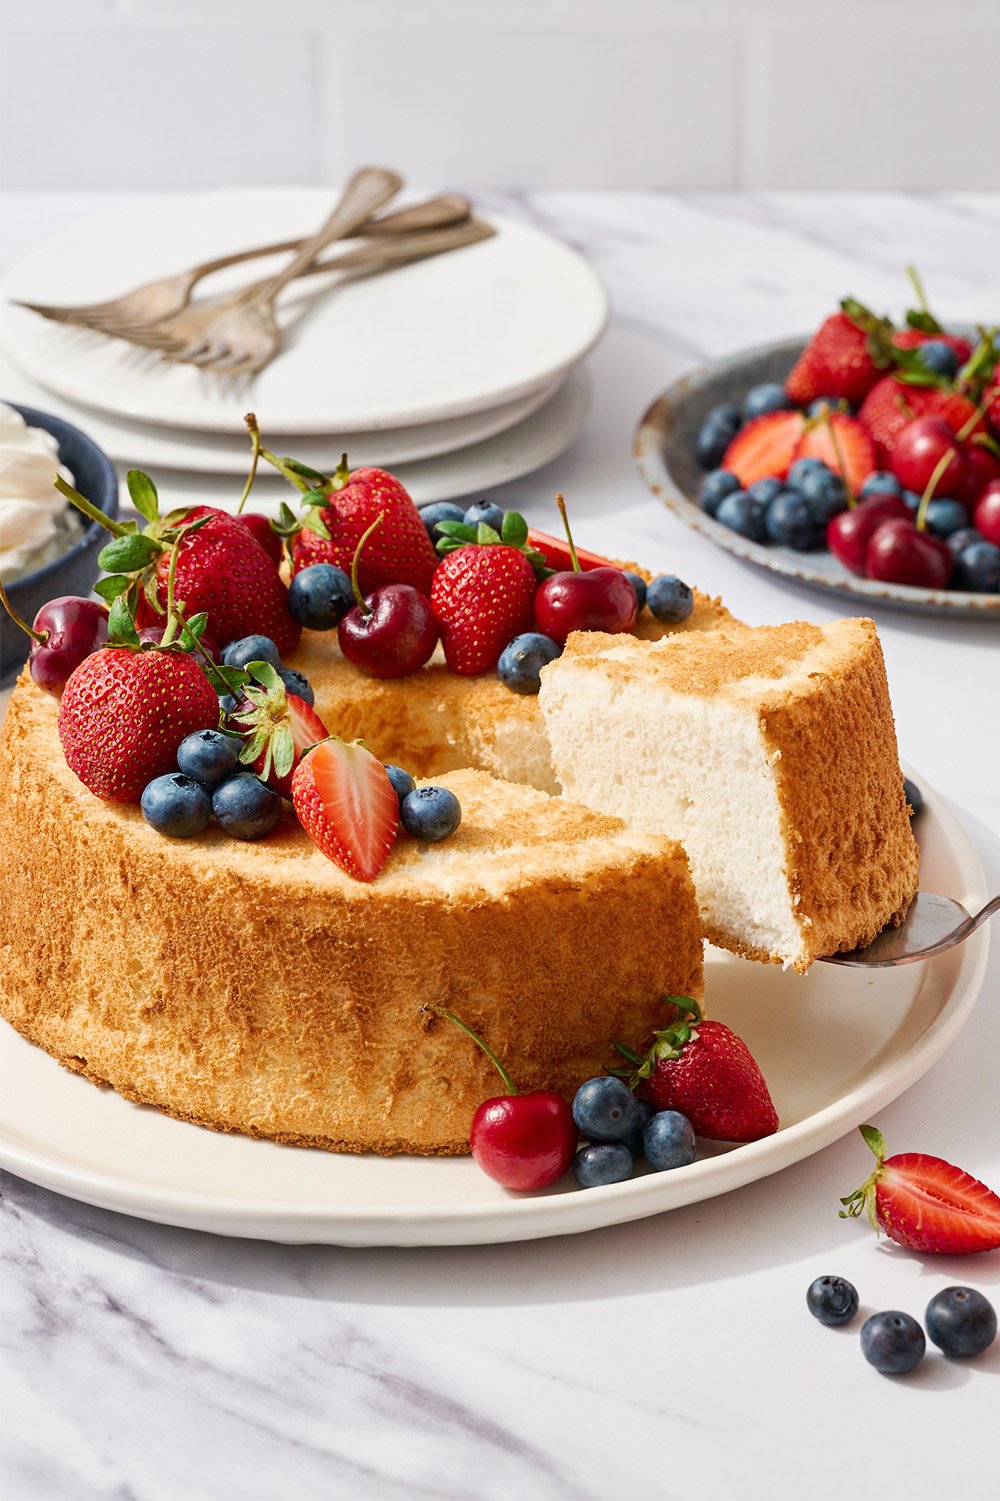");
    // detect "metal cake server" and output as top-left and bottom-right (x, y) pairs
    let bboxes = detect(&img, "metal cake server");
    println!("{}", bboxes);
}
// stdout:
(821, 891), (999, 967)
